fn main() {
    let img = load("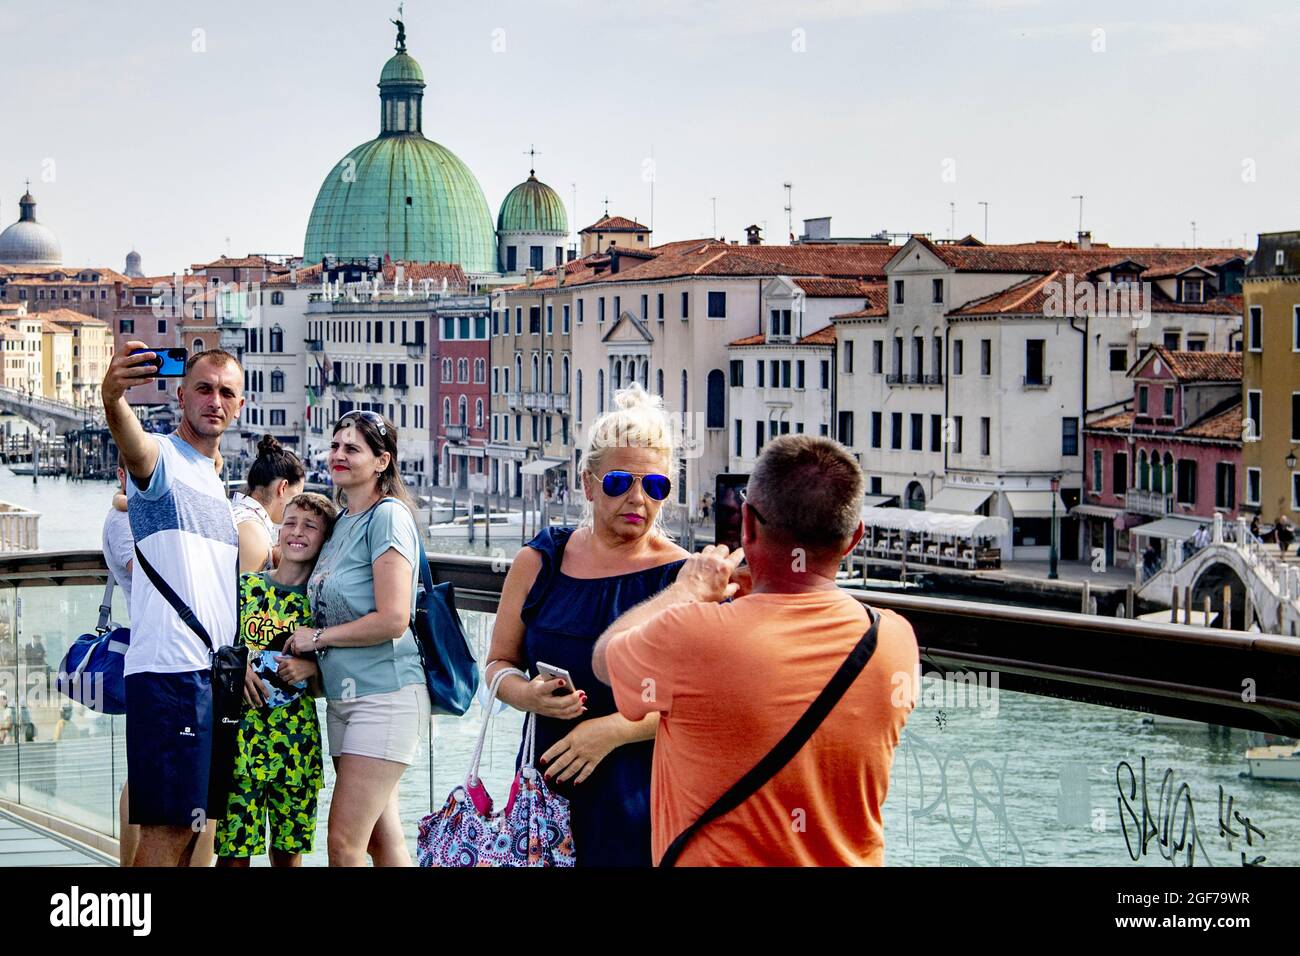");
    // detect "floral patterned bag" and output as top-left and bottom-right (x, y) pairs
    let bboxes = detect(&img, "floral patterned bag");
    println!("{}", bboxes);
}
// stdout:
(417, 667), (575, 867)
